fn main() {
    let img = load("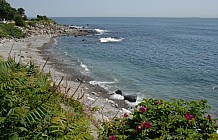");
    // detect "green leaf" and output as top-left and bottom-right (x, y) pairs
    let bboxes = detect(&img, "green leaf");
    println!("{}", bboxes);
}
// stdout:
(139, 114), (146, 120)
(18, 127), (28, 132)
(0, 117), (5, 123)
